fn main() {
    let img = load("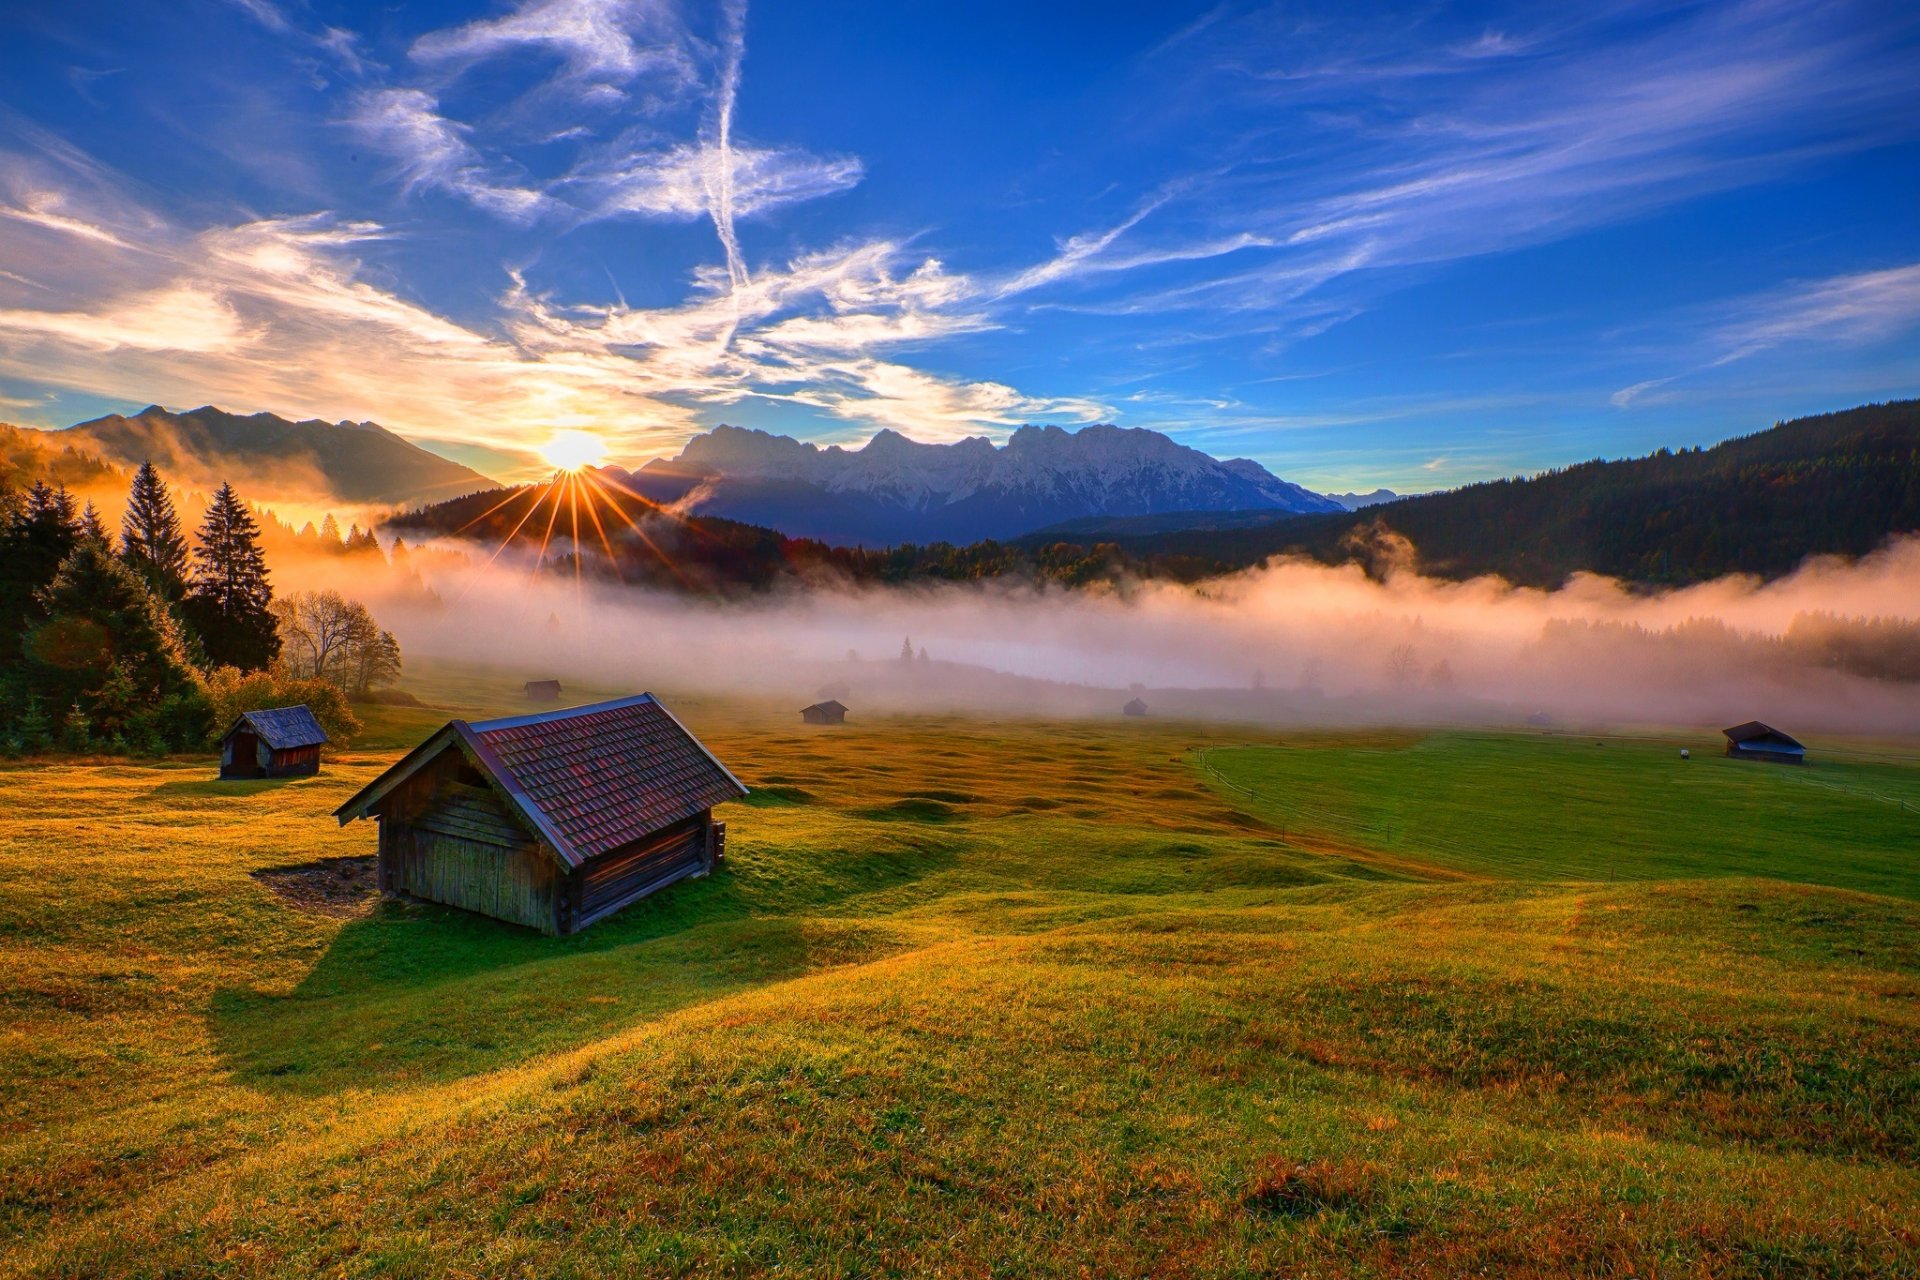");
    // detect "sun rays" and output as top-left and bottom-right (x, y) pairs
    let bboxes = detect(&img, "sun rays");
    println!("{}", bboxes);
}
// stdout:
(443, 460), (711, 611)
